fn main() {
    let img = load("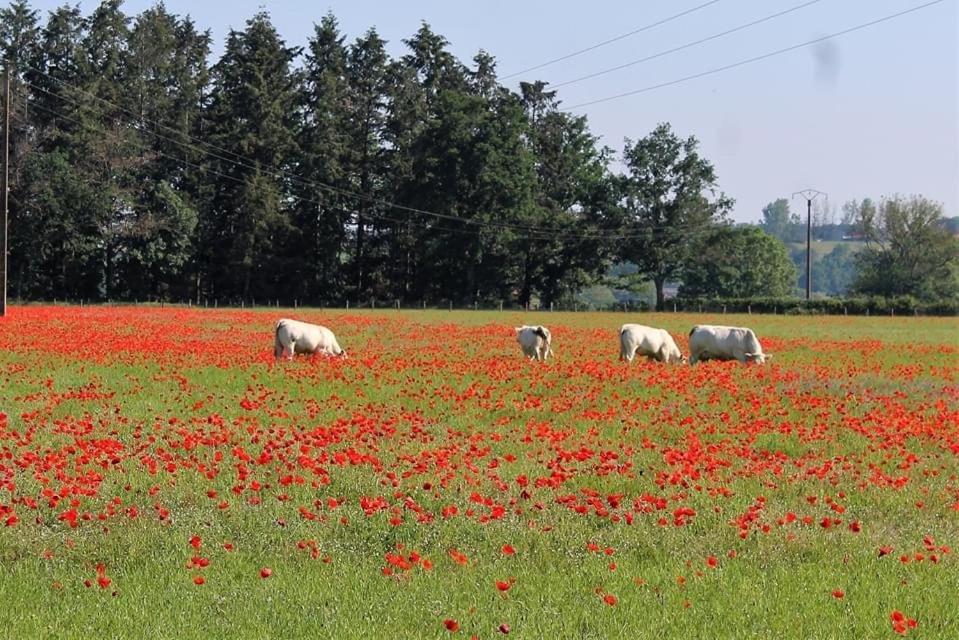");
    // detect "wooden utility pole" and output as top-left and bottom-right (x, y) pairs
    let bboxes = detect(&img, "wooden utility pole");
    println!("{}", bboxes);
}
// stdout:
(1, 65), (9, 317)
(792, 189), (827, 301)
